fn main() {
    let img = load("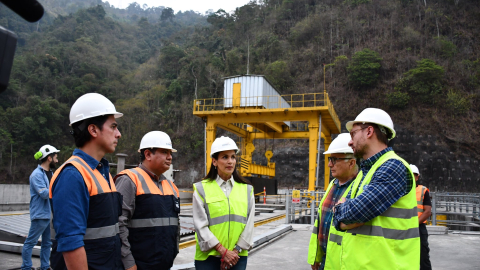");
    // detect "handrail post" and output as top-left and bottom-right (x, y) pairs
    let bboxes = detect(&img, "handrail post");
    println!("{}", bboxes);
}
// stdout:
(310, 191), (315, 225)
(116, 153), (128, 175)
(285, 191), (290, 224)
(432, 192), (437, 226)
